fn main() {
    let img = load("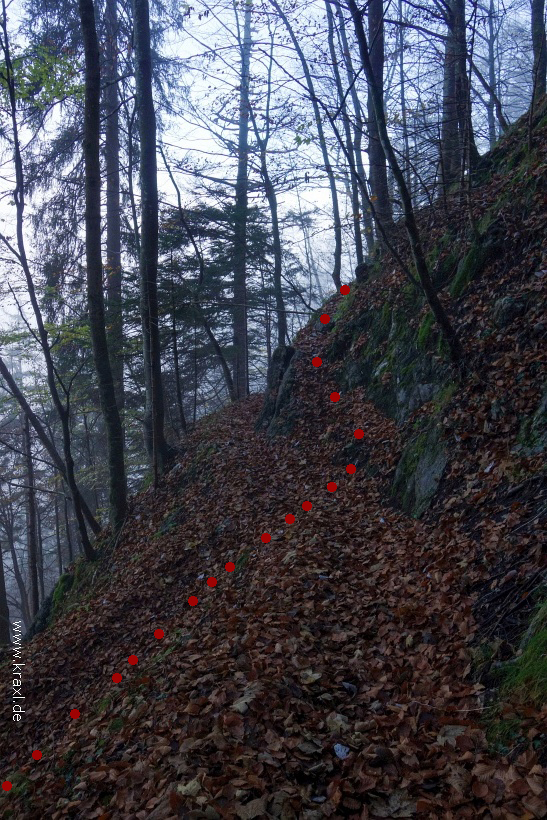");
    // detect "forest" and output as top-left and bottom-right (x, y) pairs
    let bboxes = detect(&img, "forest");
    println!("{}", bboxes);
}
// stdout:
(0, 0), (546, 817)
